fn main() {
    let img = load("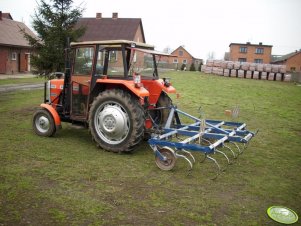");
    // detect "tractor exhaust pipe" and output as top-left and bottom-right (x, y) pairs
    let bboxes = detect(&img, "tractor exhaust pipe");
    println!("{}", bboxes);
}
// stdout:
(62, 37), (71, 110)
